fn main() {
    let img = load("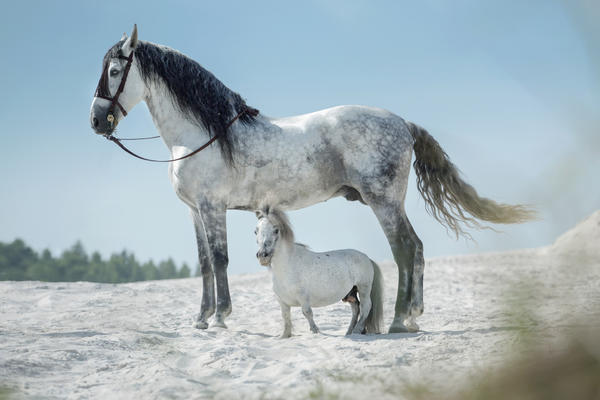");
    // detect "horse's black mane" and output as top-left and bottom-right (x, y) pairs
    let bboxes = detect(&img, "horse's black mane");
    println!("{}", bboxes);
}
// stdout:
(99, 40), (258, 164)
